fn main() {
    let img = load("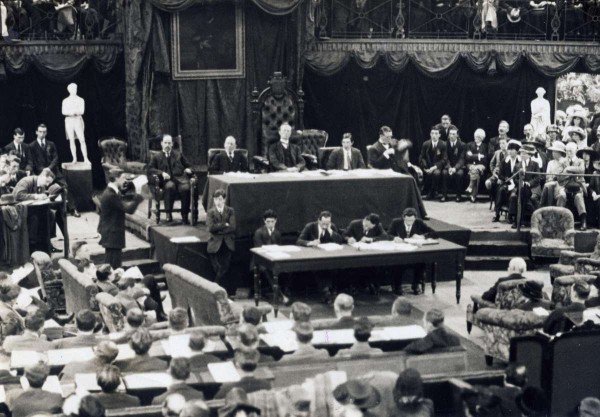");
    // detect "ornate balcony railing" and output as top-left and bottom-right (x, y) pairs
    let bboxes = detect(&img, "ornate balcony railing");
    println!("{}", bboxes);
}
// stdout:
(314, 0), (600, 41)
